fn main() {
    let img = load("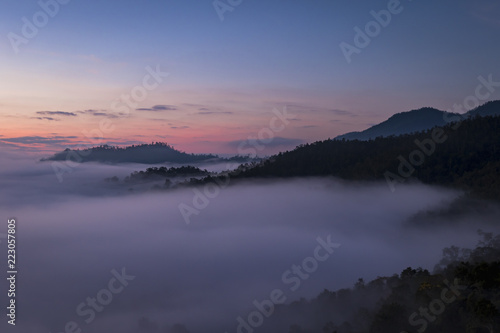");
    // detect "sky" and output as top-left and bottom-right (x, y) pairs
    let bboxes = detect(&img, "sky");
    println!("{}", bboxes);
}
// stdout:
(1, 0), (500, 154)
